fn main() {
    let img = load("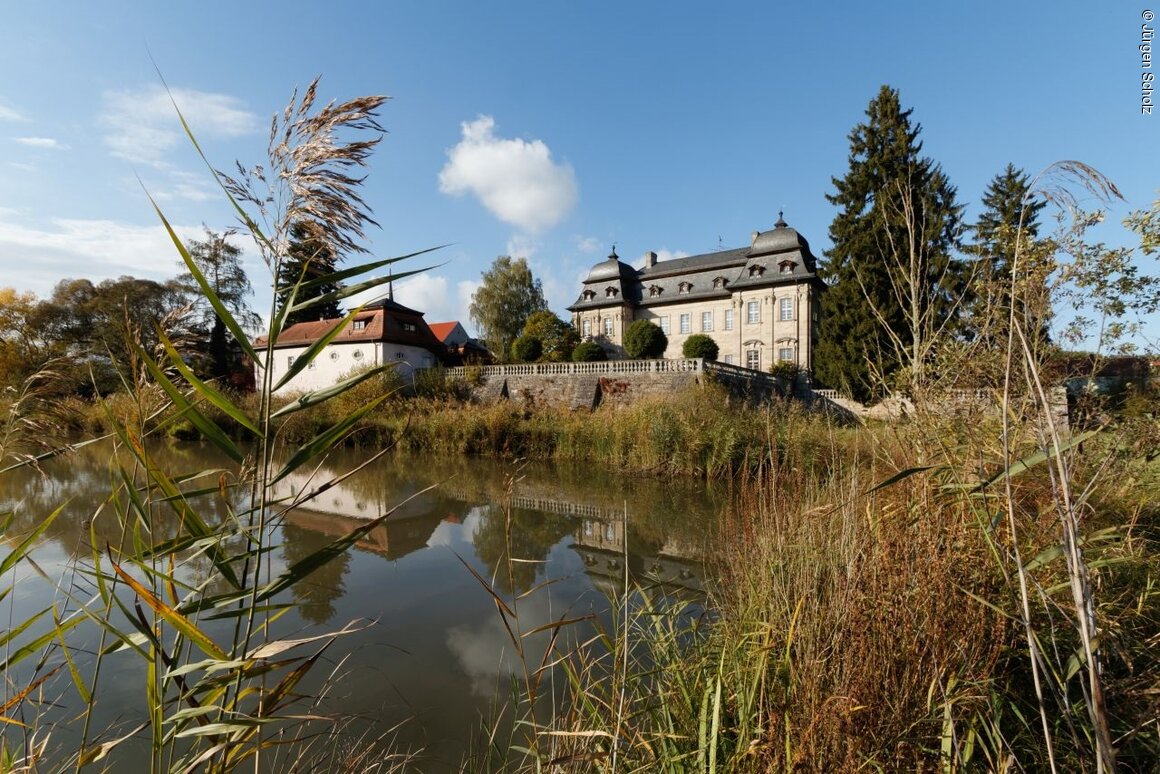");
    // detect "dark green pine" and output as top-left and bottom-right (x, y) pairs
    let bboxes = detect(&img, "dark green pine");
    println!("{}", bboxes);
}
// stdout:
(815, 85), (964, 402)
(277, 221), (345, 327)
